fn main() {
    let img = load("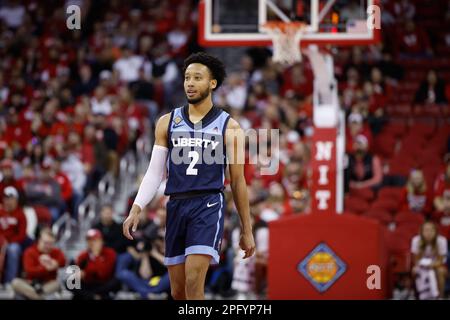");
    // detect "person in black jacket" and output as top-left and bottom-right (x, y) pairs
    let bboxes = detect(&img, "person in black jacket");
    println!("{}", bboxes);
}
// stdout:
(414, 70), (448, 105)
(345, 135), (383, 192)
(92, 204), (130, 254)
